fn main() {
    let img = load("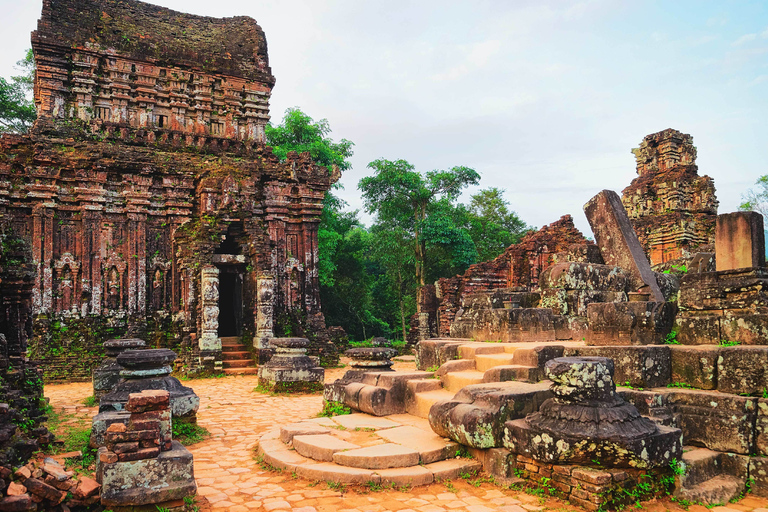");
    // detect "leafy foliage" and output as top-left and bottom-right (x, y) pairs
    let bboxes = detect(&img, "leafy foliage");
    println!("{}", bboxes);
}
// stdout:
(740, 175), (768, 219)
(0, 49), (36, 133)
